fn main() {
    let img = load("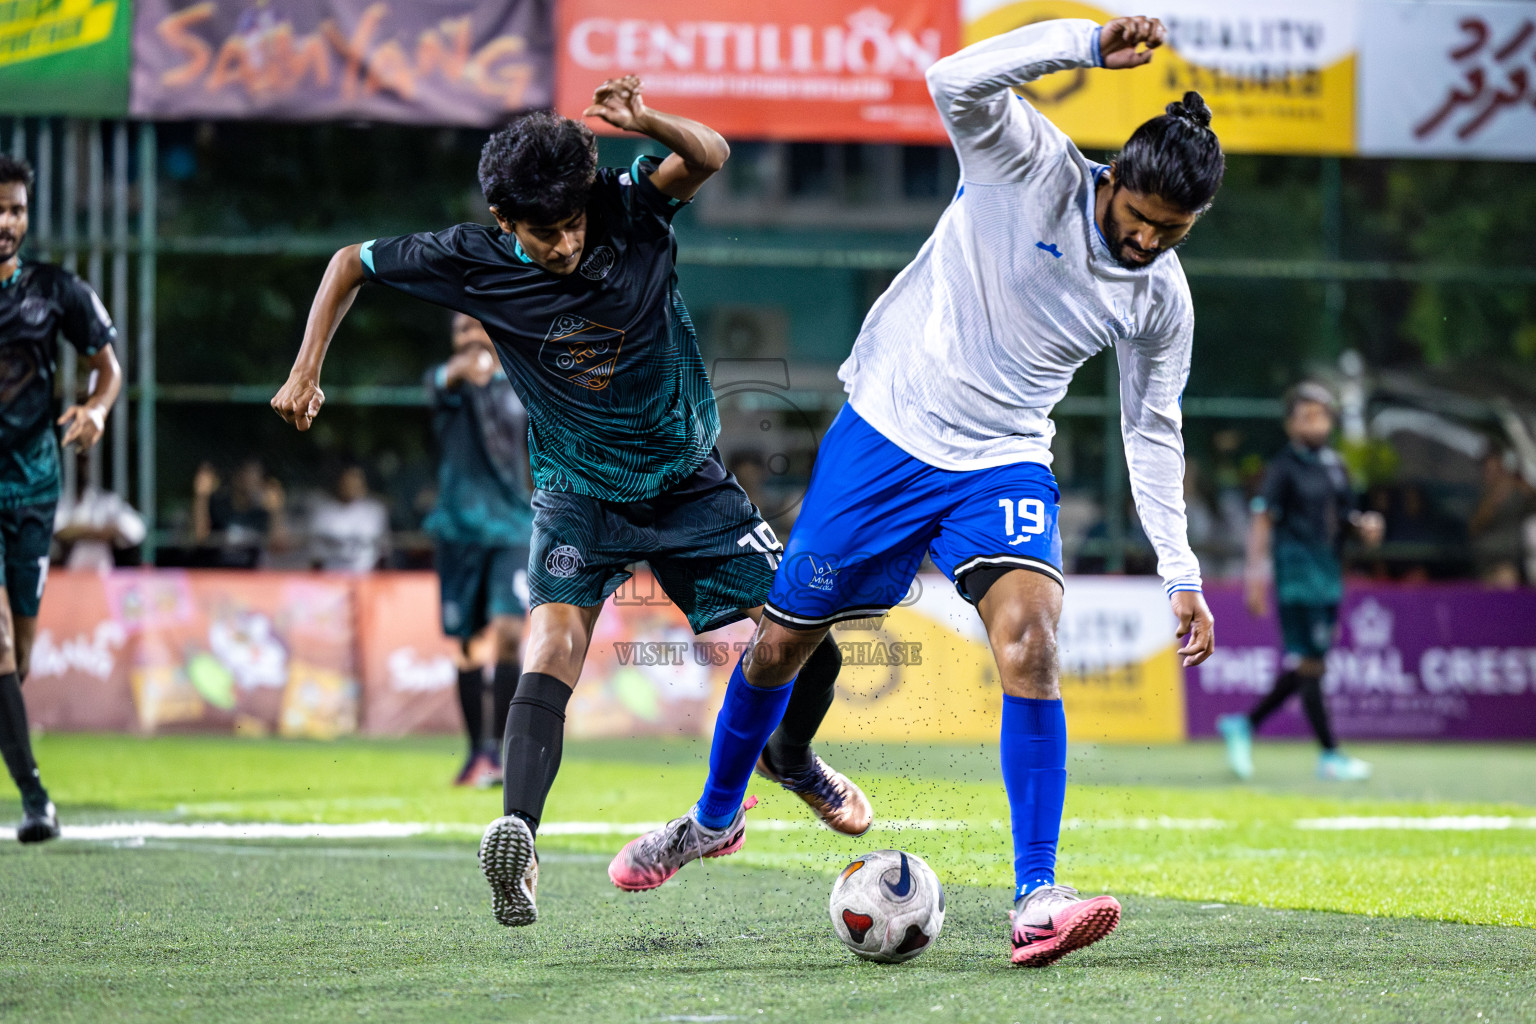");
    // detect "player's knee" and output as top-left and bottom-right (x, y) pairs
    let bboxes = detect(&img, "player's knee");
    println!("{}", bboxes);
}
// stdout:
(1297, 657), (1325, 678)
(745, 622), (824, 688)
(492, 617), (523, 662)
(993, 622), (1059, 699)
